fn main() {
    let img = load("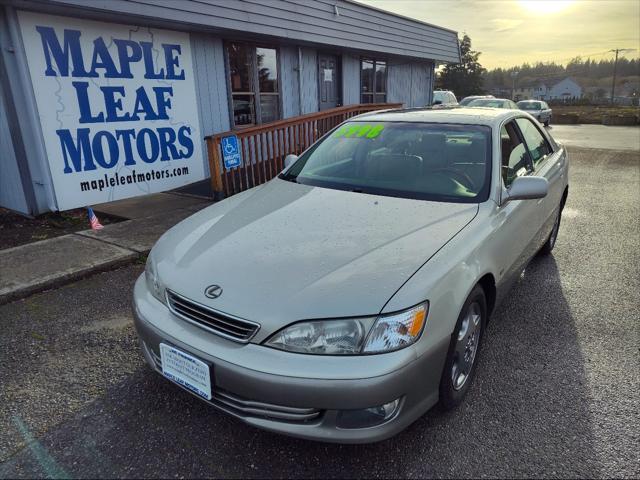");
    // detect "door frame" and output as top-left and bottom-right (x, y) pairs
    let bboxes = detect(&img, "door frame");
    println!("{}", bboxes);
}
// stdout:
(317, 52), (342, 111)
